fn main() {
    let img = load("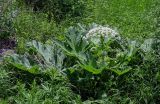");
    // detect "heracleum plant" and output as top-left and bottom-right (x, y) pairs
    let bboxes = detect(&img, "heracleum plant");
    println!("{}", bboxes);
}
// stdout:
(3, 23), (156, 102)
(53, 23), (151, 100)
